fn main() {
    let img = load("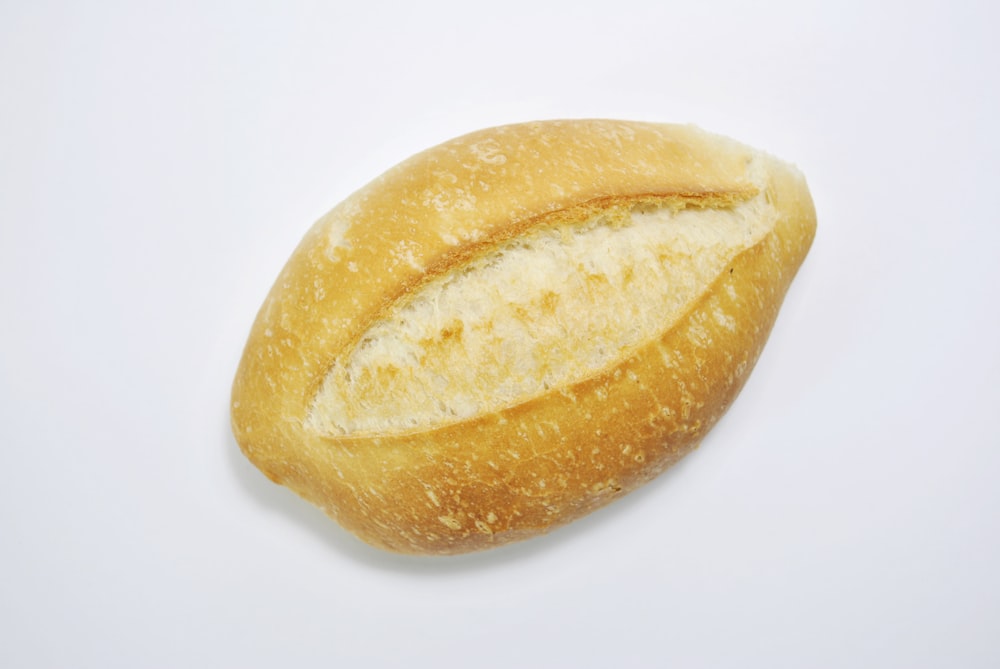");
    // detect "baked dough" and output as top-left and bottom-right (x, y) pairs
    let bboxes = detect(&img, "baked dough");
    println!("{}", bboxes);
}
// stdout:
(231, 120), (816, 555)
